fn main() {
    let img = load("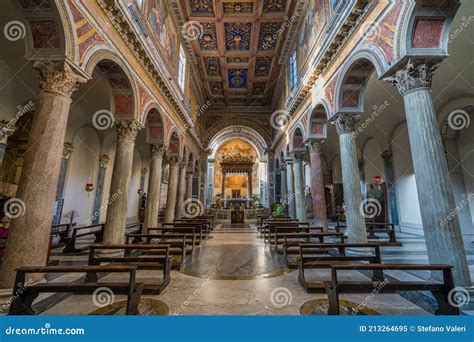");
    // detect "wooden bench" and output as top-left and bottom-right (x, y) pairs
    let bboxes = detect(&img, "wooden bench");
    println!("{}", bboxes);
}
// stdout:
(298, 243), (383, 293)
(62, 224), (105, 253)
(161, 223), (206, 244)
(9, 265), (143, 315)
(272, 226), (324, 249)
(267, 222), (310, 243)
(50, 223), (74, 244)
(125, 232), (194, 266)
(175, 219), (211, 235)
(324, 263), (459, 315)
(333, 220), (400, 246)
(87, 244), (172, 295)
(281, 232), (346, 256)
(259, 217), (295, 237)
